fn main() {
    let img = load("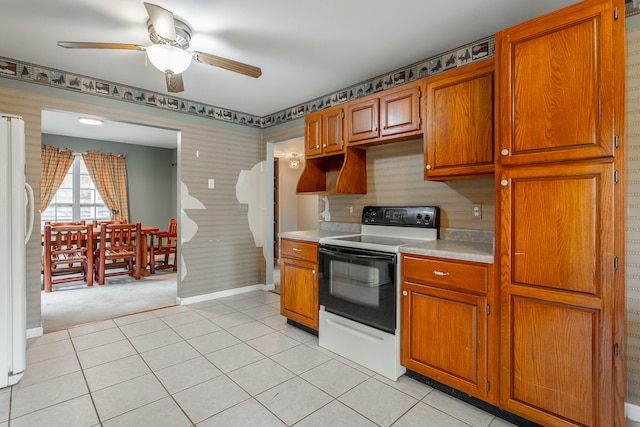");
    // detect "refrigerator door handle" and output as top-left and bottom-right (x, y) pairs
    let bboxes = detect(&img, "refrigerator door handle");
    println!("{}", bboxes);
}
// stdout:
(24, 182), (34, 244)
